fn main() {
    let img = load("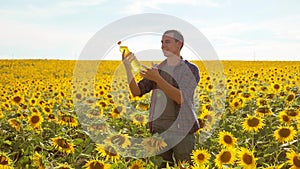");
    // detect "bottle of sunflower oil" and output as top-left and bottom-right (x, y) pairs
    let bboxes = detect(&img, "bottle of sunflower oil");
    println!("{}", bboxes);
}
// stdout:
(118, 41), (141, 74)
